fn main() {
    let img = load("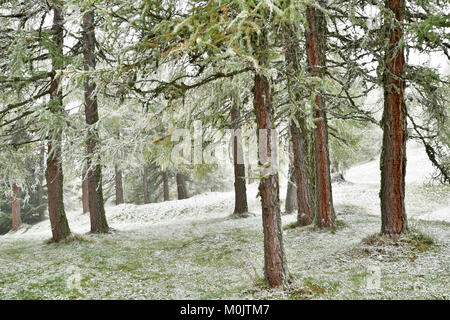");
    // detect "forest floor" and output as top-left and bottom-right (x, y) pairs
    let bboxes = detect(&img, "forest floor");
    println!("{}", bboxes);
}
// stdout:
(0, 142), (449, 299)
